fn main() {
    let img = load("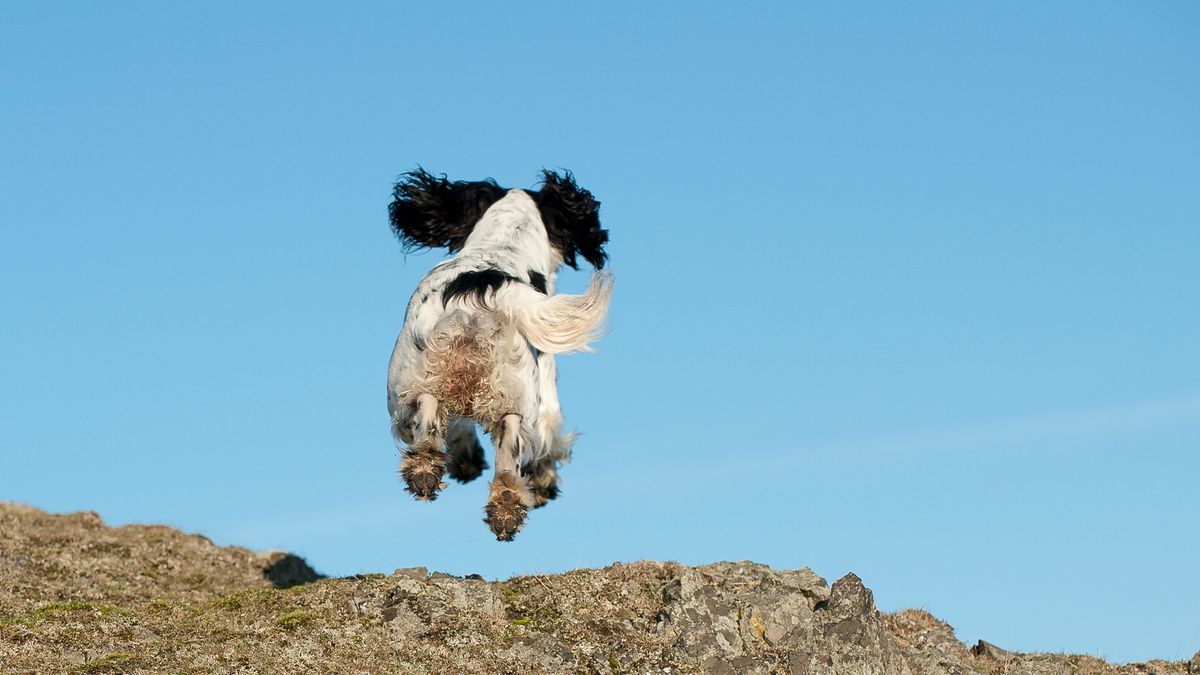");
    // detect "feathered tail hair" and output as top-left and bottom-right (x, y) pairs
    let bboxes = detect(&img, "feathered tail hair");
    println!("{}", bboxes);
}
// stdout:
(510, 272), (614, 354)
